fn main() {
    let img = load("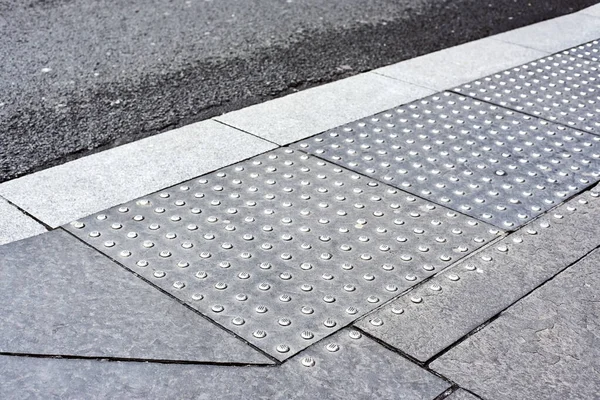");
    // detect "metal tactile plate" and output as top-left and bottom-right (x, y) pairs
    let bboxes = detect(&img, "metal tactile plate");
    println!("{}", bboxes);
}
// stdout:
(563, 40), (600, 63)
(67, 148), (499, 360)
(454, 53), (600, 135)
(294, 92), (600, 229)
